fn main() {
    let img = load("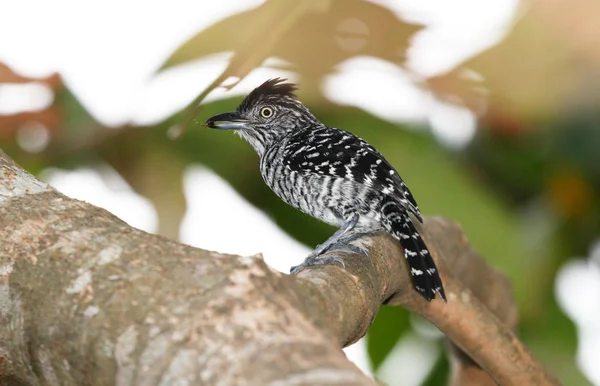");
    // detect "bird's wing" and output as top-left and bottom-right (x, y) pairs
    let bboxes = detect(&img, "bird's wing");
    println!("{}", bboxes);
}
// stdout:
(283, 127), (423, 221)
